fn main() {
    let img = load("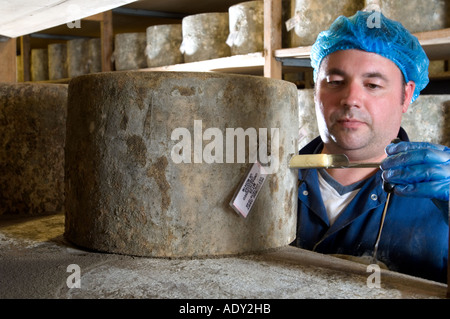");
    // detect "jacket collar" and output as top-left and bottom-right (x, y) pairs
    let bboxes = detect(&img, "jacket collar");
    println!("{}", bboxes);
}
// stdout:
(297, 127), (410, 234)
